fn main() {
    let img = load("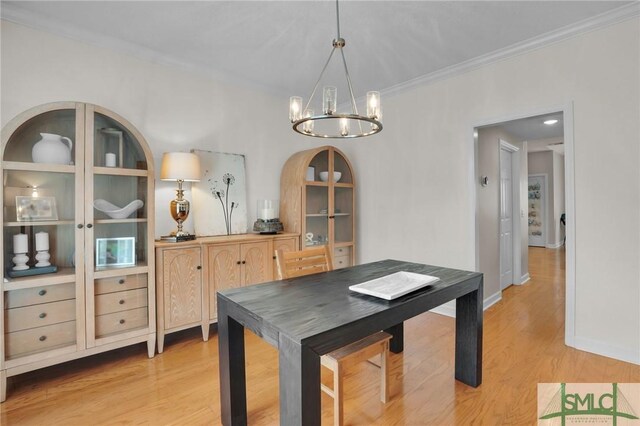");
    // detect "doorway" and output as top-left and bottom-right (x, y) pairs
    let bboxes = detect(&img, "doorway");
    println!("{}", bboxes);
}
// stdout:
(473, 104), (575, 347)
